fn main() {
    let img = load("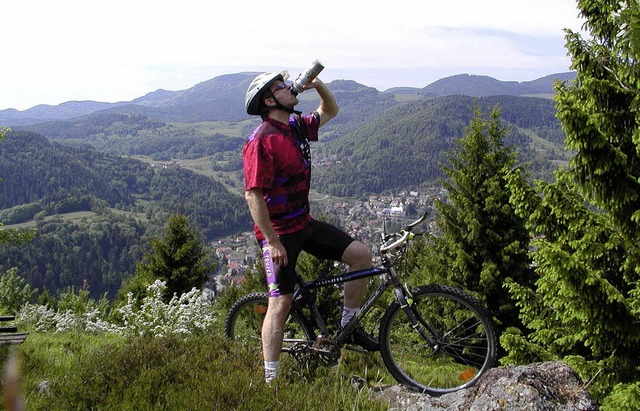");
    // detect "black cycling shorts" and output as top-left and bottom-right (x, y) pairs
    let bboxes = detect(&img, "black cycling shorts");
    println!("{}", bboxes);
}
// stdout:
(260, 219), (355, 297)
